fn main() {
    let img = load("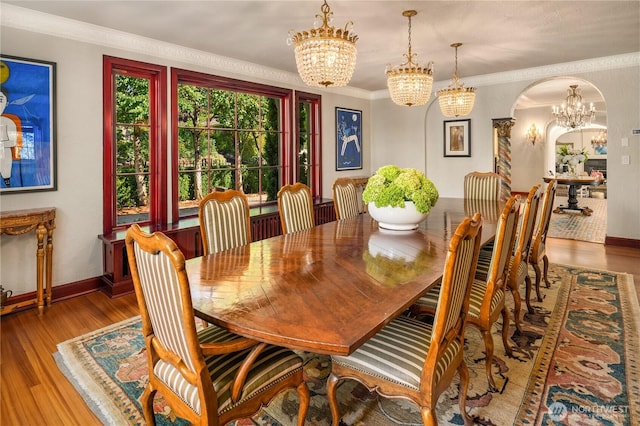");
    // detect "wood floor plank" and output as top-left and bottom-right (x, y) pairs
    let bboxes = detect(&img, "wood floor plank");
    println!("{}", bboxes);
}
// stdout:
(0, 240), (638, 425)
